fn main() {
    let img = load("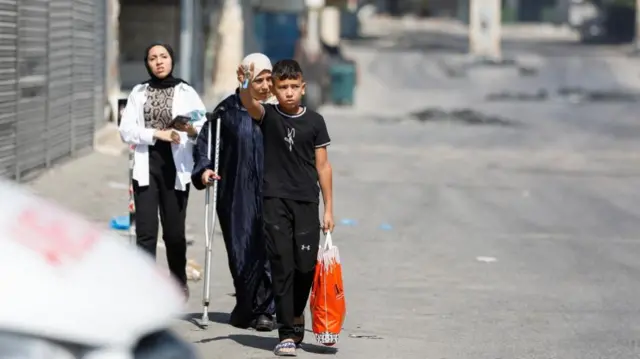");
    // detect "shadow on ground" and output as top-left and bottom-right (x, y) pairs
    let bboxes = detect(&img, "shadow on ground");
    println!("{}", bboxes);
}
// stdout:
(181, 312), (231, 328)
(194, 334), (338, 354)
